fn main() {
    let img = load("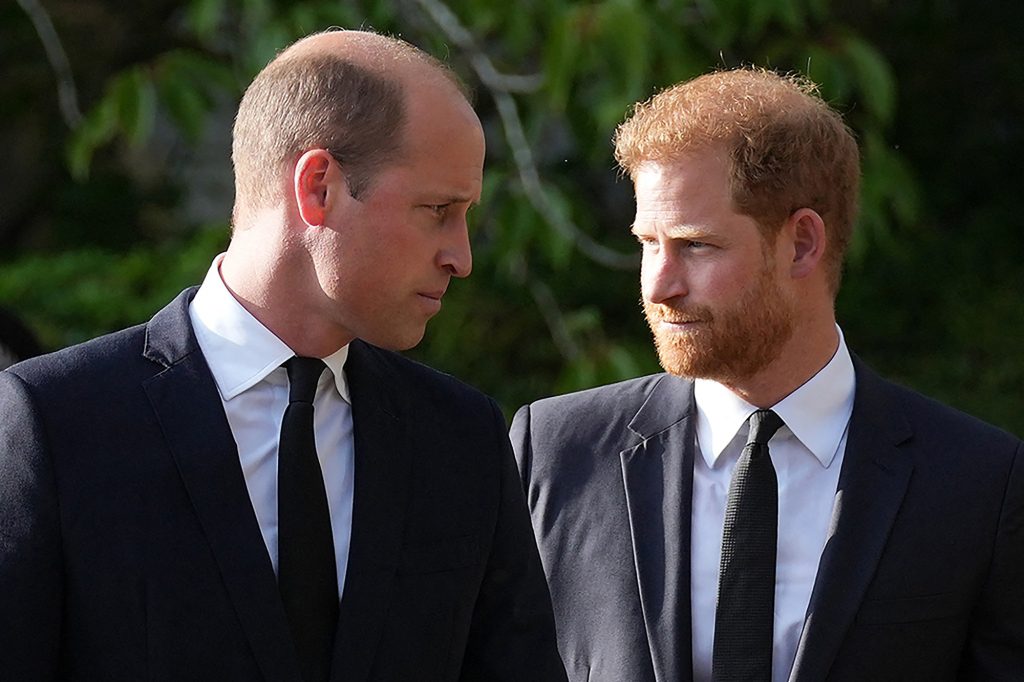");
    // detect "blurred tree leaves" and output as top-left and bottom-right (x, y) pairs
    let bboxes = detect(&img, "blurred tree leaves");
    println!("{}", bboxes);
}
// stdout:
(0, 227), (226, 348)
(3, 0), (1021, 434)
